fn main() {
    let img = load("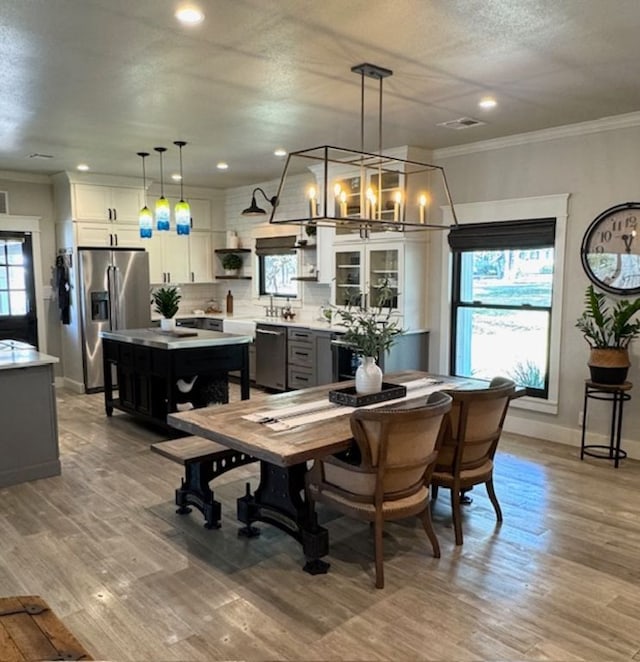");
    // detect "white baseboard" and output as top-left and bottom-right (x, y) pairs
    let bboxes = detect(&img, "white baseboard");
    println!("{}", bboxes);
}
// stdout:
(505, 412), (640, 461)
(56, 377), (84, 394)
